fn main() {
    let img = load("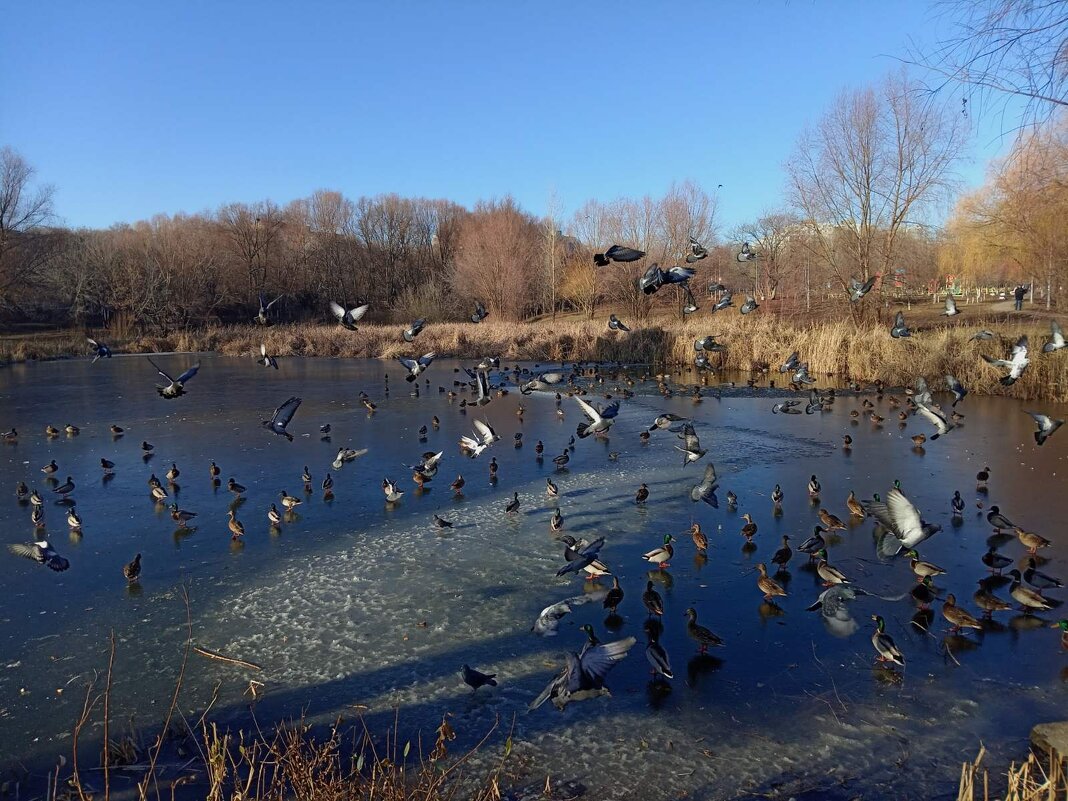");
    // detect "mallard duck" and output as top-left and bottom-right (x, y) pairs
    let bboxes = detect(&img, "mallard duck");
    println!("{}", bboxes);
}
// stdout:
(685, 608), (724, 652)
(545, 478), (559, 498)
(1051, 620), (1068, 650)
(816, 550), (849, 585)
(849, 410), (860, 419)
(227, 509), (245, 540)
(818, 508), (846, 531)
(771, 484), (784, 505)
(986, 506), (1015, 531)
(141, 441), (154, 453)
(451, 474), (465, 494)
(165, 463), (180, 482)
(771, 535), (792, 572)
(123, 553), (141, 583)
(66, 506), (82, 529)
(488, 457), (498, 478)
(553, 451), (570, 469)
(267, 503), (283, 525)
(976, 466), (990, 489)
(842, 434), (852, 449)
(643, 534), (675, 568)
(642, 580), (664, 616)
(1007, 570), (1052, 611)
(170, 503), (197, 527)
(869, 413), (884, 425)
(982, 546), (1012, 574)
(871, 615), (904, 666)
(227, 478), (246, 496)
(31, 504), (44, 528)
(147, 473), (162, 489)
(973, 581), (1012, 615)
(911, 576), (937, 607)
(908, 550), (945, 580)
(726, 490), (738, 507)
(100, 458), (115, 473)
(505, 492), (520, 514)
(550, 508), (564, 532)
(604, 577), (624, 612)
(645, 624), (673, 680)
(635, 483), (649, 504)
(65, 424), (80, 435)
(29, 489), (43, 507)
(808, 475), (821, 497)
(1024, 558), (1063, 590)
(535, 440), (544, 456)
(756, 563), (787, 601)
(911, 434), (926, 446)
(45, 425), (59, 437)
(846, 491), (865, 518)
(322, 472), (334, 492)
(798, 526), (826, 560)
(150, 485), (168, 502)
(951, 491), (964, 517)
(740, 513), (757, 541)
(41, 460), (59, 475)
(943, 594), (983, 633)
(279, 491), (301, 510)
(110, 425), (124, 436)
(301, 466), (312, 484)
(15, 481), (28, 500)
(209, 461), (220, 479)
(689, 523), (708, 553)
(1016, 527), (1051, 554)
